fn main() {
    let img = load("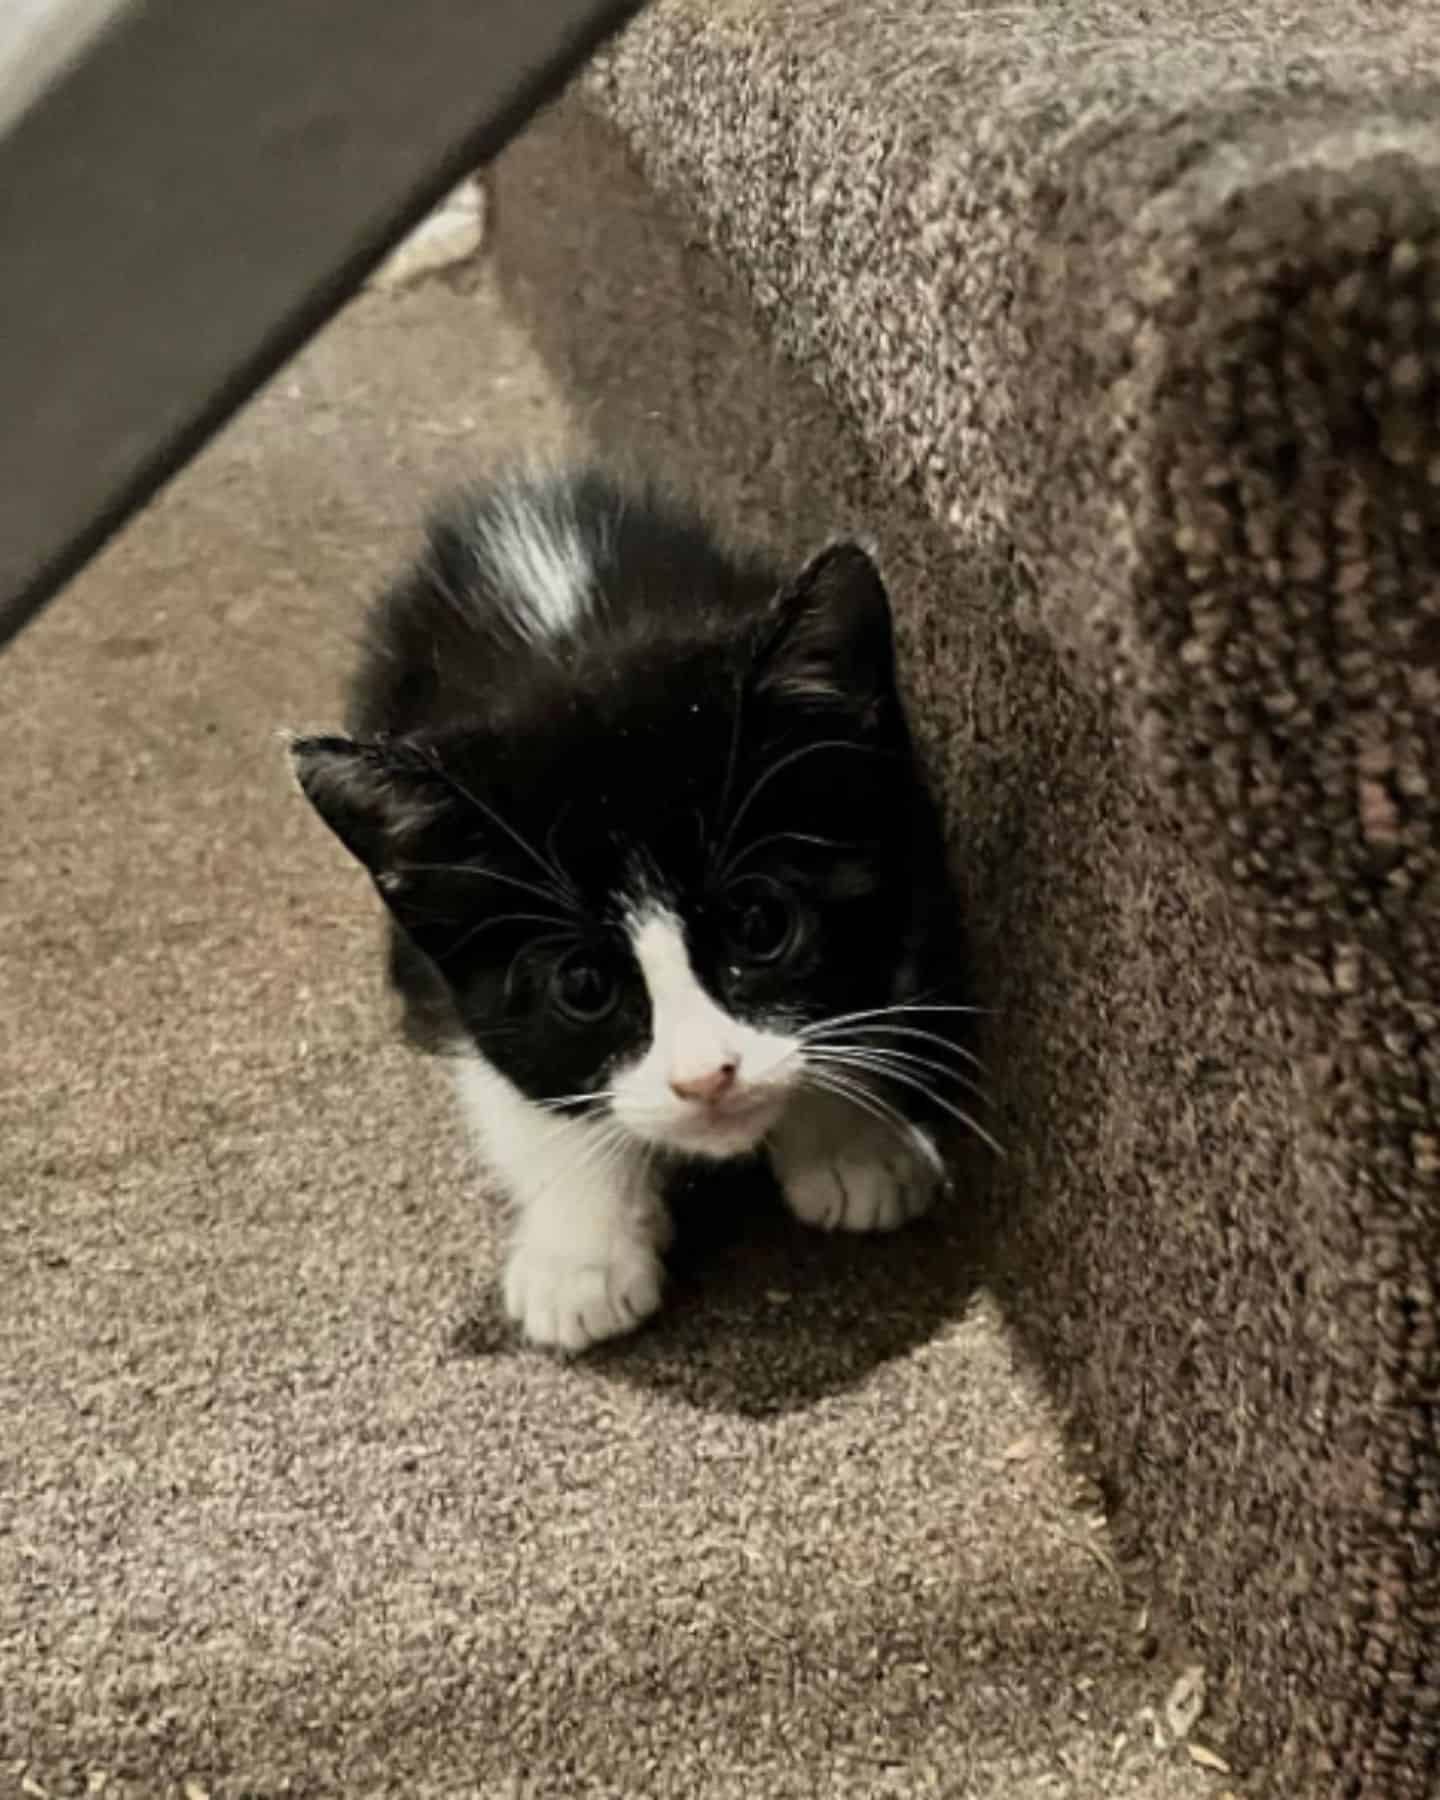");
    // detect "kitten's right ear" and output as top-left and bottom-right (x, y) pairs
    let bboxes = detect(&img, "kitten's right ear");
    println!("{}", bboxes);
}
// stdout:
(755, 541), (896, 716)
(287, 734), (450, 882)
